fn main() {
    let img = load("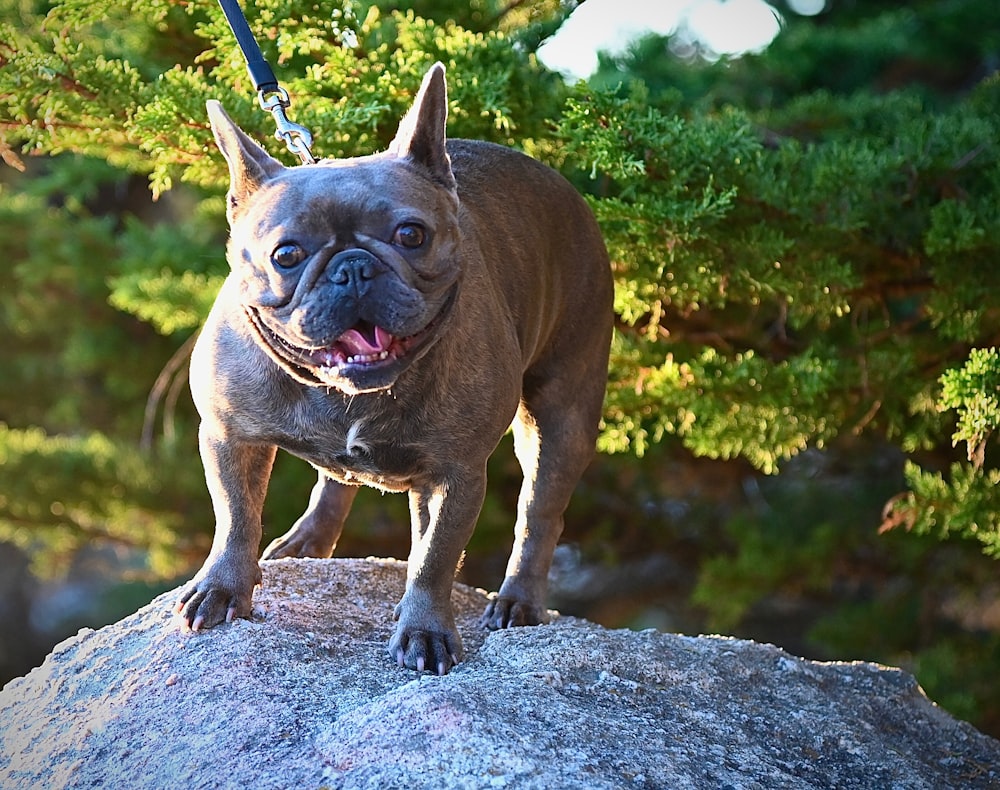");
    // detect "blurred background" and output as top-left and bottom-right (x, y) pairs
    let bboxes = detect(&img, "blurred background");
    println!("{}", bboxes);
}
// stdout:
(2, 0), (999, 737)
